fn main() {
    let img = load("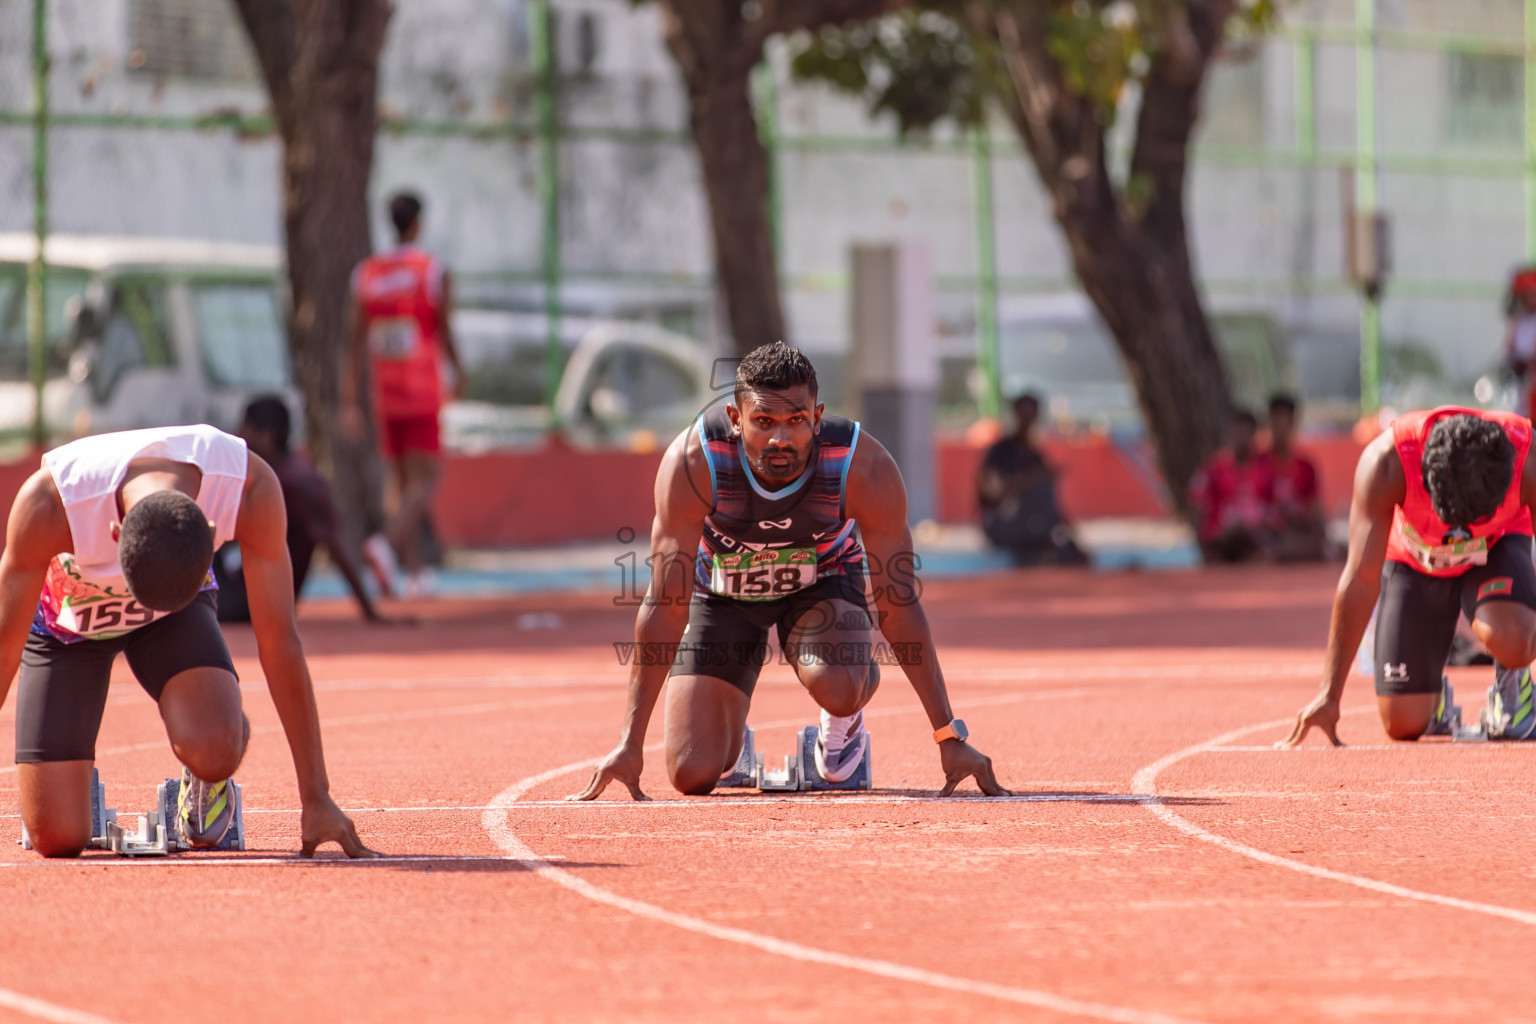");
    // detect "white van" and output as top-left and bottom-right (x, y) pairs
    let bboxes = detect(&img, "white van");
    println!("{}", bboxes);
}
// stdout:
(0, 233), (295, 442)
